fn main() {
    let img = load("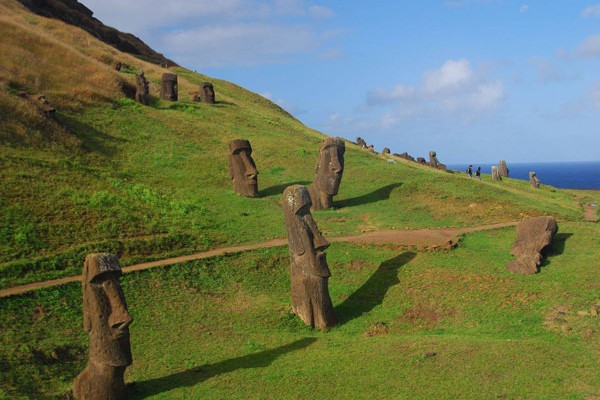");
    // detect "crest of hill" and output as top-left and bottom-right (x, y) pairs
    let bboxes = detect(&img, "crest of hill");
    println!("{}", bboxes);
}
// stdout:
(0, 0), (584, 289)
